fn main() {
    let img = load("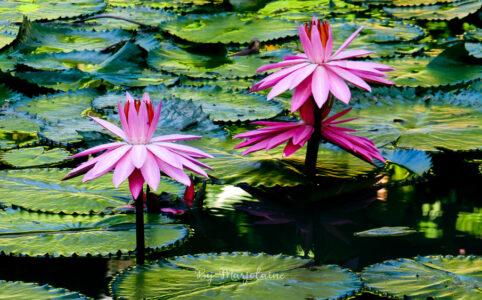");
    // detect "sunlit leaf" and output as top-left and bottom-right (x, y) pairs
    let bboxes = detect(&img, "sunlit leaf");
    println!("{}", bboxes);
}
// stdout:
(384, 0), (482, 21)
(362, 255), (482, 299)
(1, 146), (70, 168)
(110, 252), (362, 299)
(0, 280), (88, 300)
(354, 226), (417, 237)
(0, 208), (189, 257)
